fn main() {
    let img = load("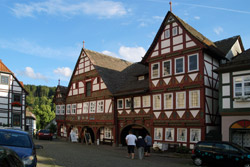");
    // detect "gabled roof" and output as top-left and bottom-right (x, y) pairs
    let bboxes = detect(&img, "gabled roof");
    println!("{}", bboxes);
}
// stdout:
(0, 60), (28, 94)
(142, 11), (225, 63)
(0, 60), (12, 73)
(53, 85), (68, 103)
(215, 48), (250, 72)
(214, 35), (244, 55)
(67, 48), (132, 94)
(114, 63), (149, 96)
